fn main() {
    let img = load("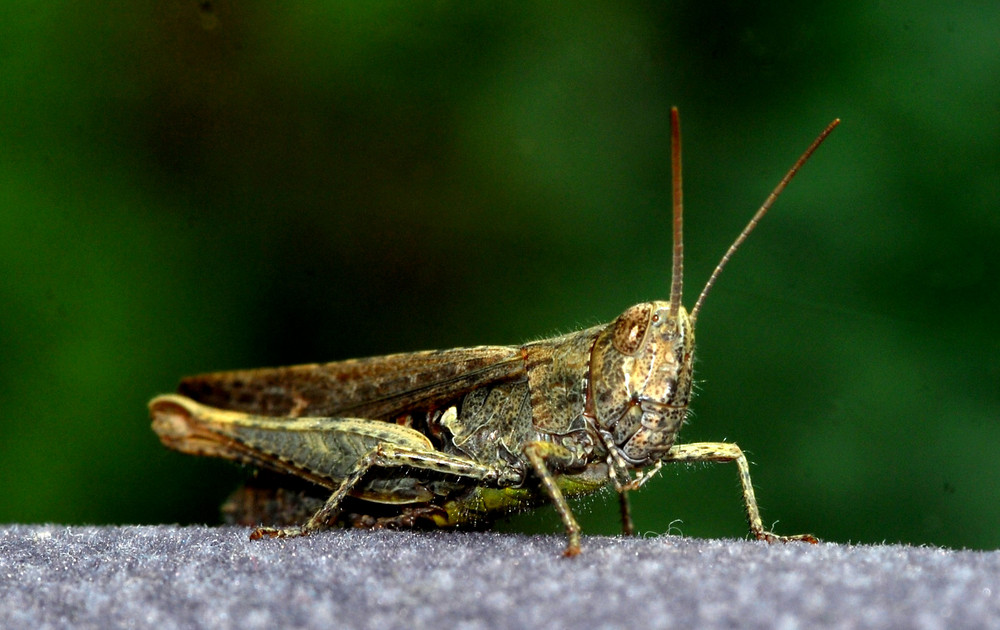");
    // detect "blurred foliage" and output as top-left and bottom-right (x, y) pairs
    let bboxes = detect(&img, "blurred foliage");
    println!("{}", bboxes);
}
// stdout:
(1, 1), (998, 550)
